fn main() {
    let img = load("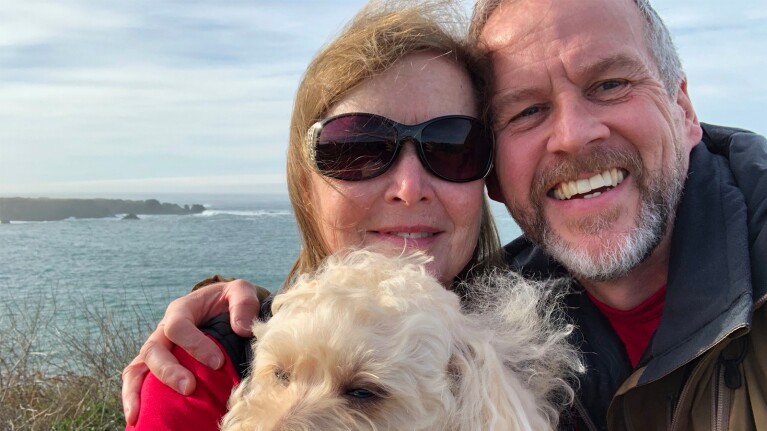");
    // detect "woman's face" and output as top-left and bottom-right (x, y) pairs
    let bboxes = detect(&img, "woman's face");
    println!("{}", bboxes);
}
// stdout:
(308, 52), (486, 285)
